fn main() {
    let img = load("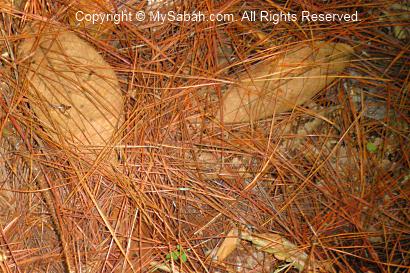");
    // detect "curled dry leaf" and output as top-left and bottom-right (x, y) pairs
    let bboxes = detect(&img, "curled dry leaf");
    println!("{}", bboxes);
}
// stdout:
(240, 231), (308, 271)
(216, 41), (354, 123)
(215, 228), (240, 261)
(240, 231), (334, 272)
(19, 23), (123, 151)
(212, 228), (334, 272)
